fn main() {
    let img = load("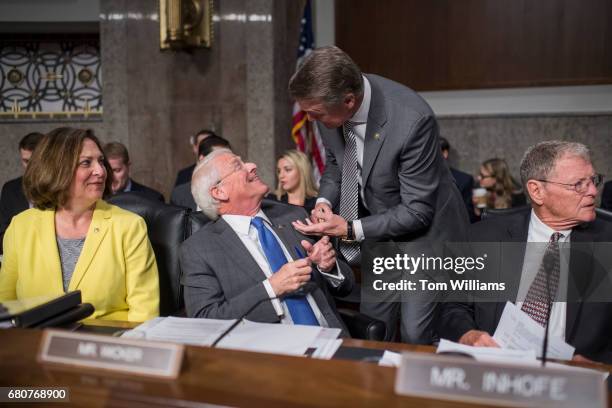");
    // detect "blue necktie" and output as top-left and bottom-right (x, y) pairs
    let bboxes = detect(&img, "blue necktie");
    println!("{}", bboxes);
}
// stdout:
(251, 216), (319, 326)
